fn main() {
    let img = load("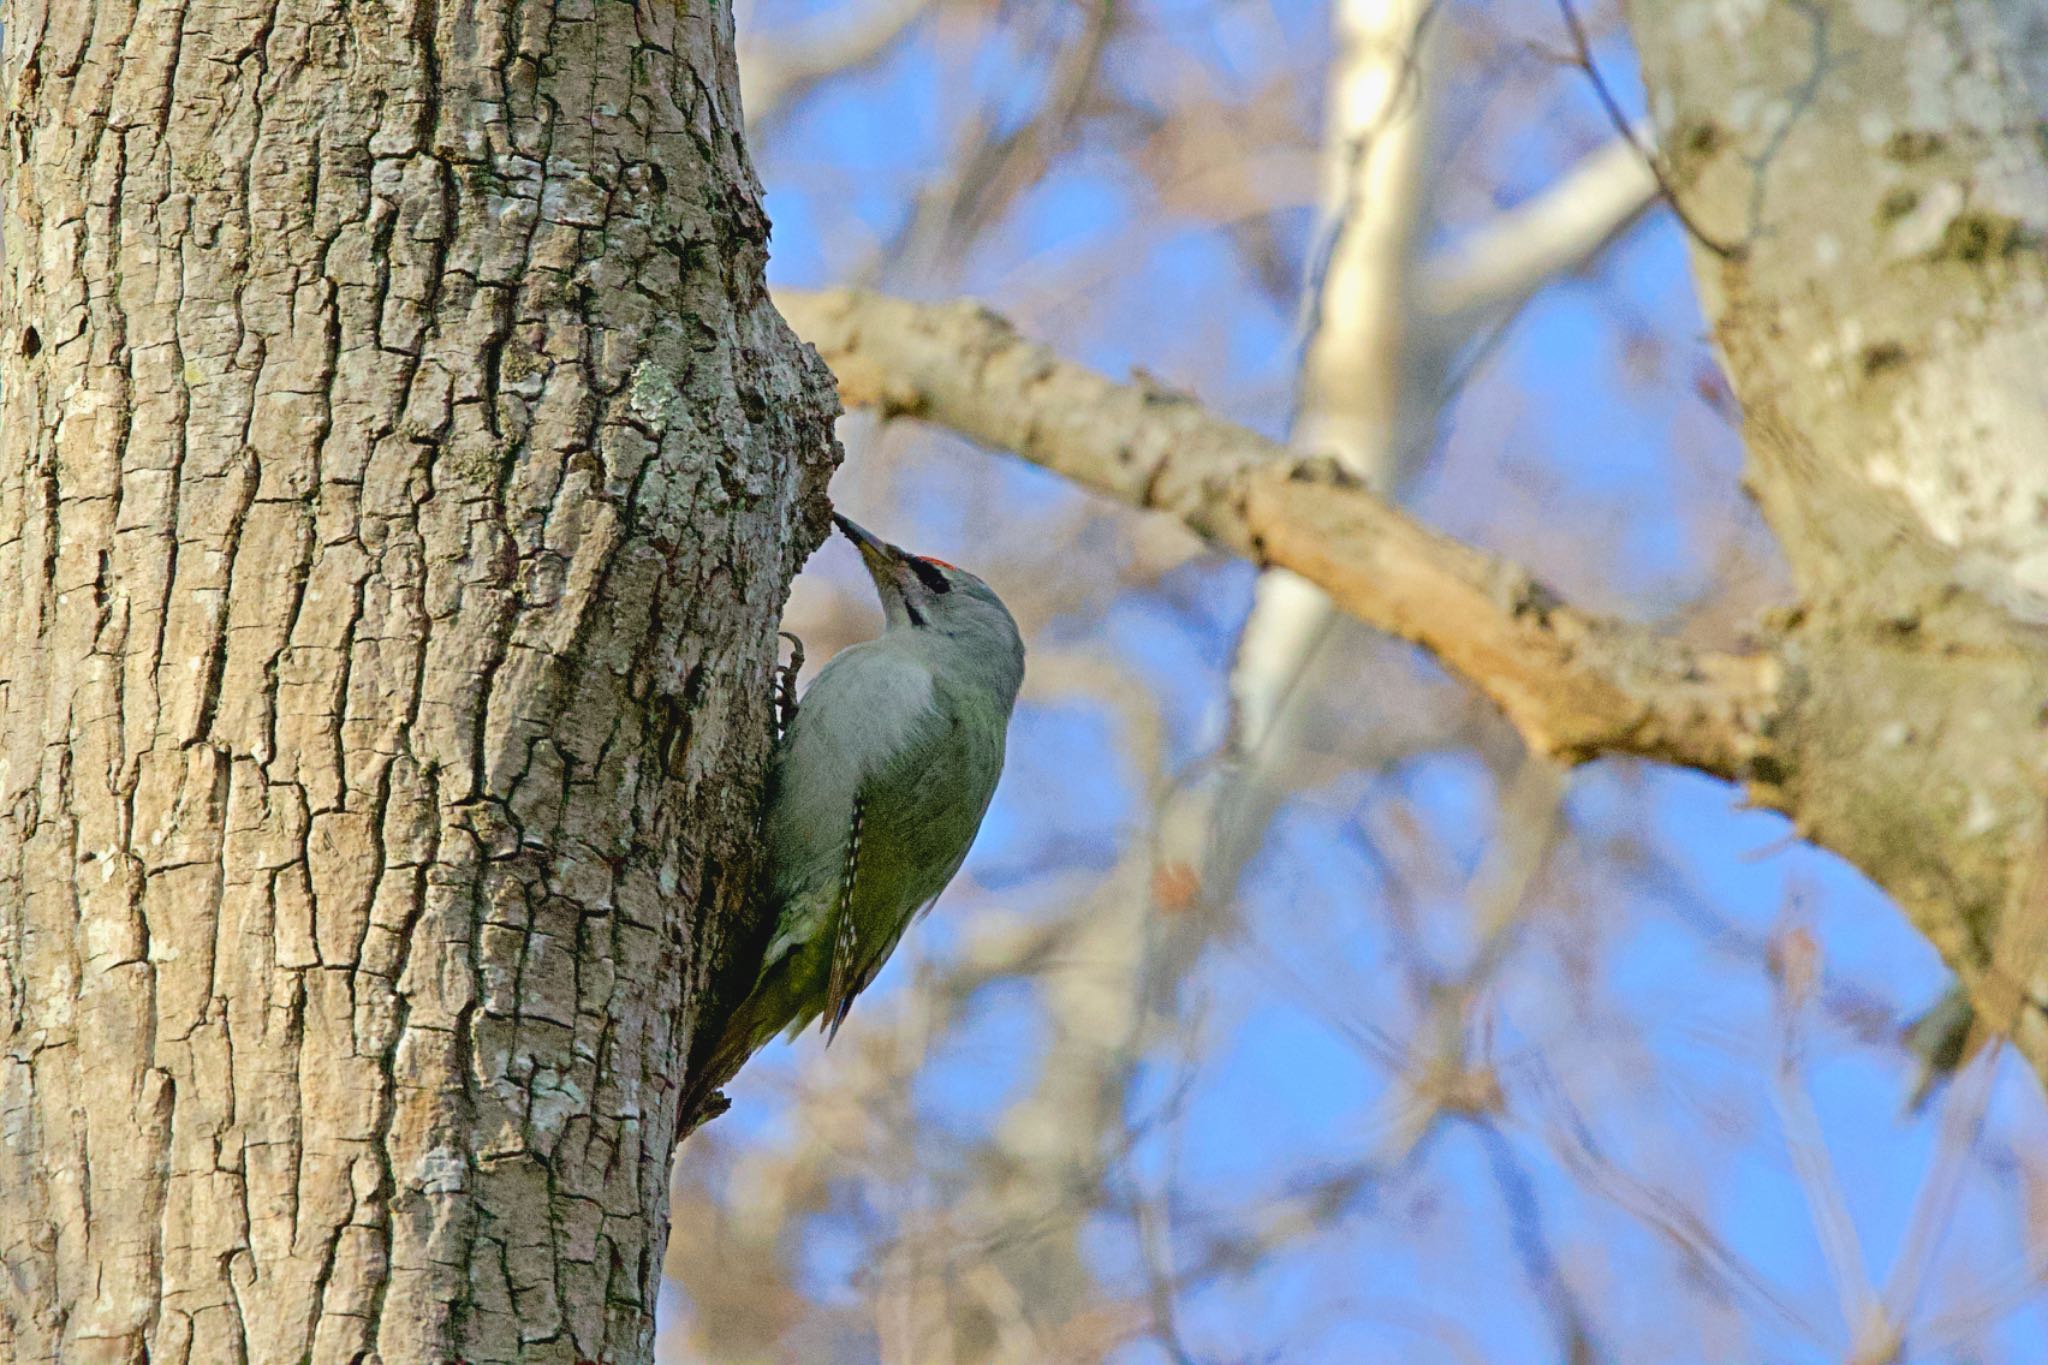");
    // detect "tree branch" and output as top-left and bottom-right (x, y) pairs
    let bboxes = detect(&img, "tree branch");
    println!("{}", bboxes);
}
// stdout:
(1418, 134), (1657, 325)
(738, 0), (939, 128)
(777, 287), (1776, 778)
